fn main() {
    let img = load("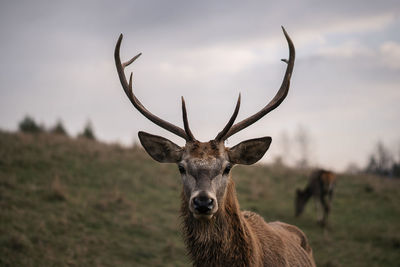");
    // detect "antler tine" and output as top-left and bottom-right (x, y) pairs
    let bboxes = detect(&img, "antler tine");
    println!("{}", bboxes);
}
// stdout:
(115, 34), (188, 140)
(215, 93), (241, 142)
(223, 26), (295, 139)
(181, 97), (196, 142)
(123, 53), (142, 68)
